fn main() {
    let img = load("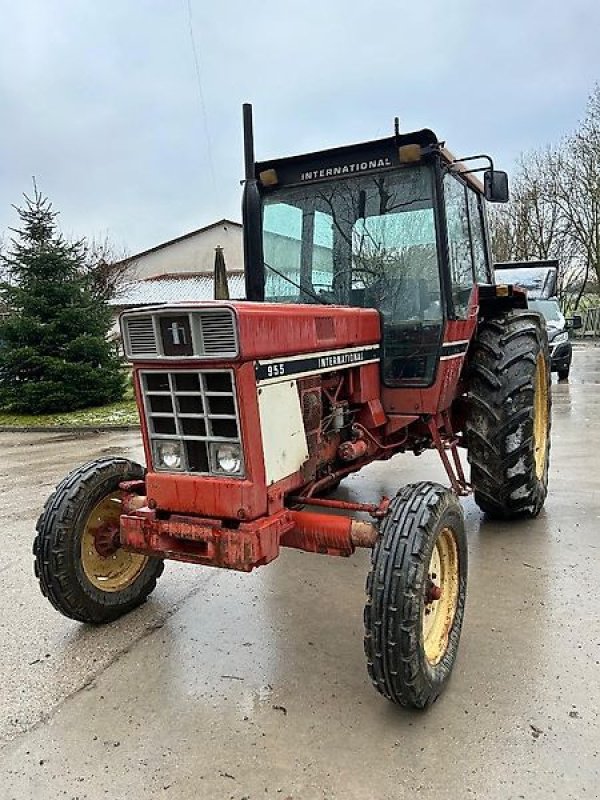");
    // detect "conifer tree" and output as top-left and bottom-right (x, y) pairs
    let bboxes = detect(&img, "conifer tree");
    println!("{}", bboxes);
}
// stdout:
(0, 188), (125, 413)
